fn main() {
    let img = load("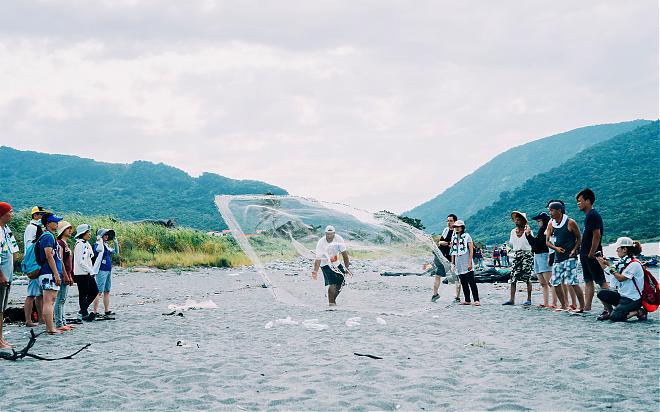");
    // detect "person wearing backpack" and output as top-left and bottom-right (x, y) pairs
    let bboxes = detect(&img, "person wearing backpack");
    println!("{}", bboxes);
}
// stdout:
(92, 228), (119, 317)
(595, 237), (646, 321)
(23, 205), (47, 327)
(73, 224), (98, 322)
(37, 212), (64, 334)
(0, 202), (19, 349)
